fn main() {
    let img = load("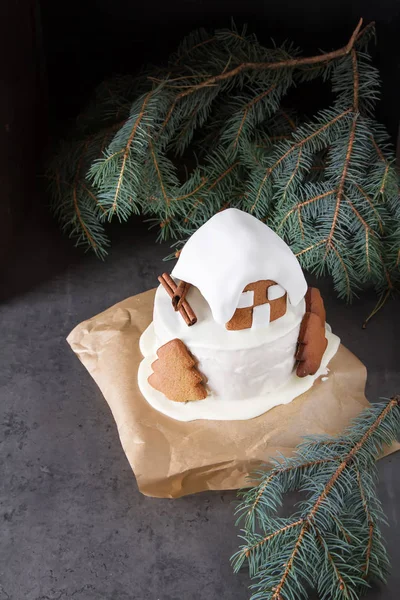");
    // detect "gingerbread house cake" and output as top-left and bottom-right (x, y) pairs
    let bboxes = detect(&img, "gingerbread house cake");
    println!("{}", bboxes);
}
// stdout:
(138, 208), (340, 421)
